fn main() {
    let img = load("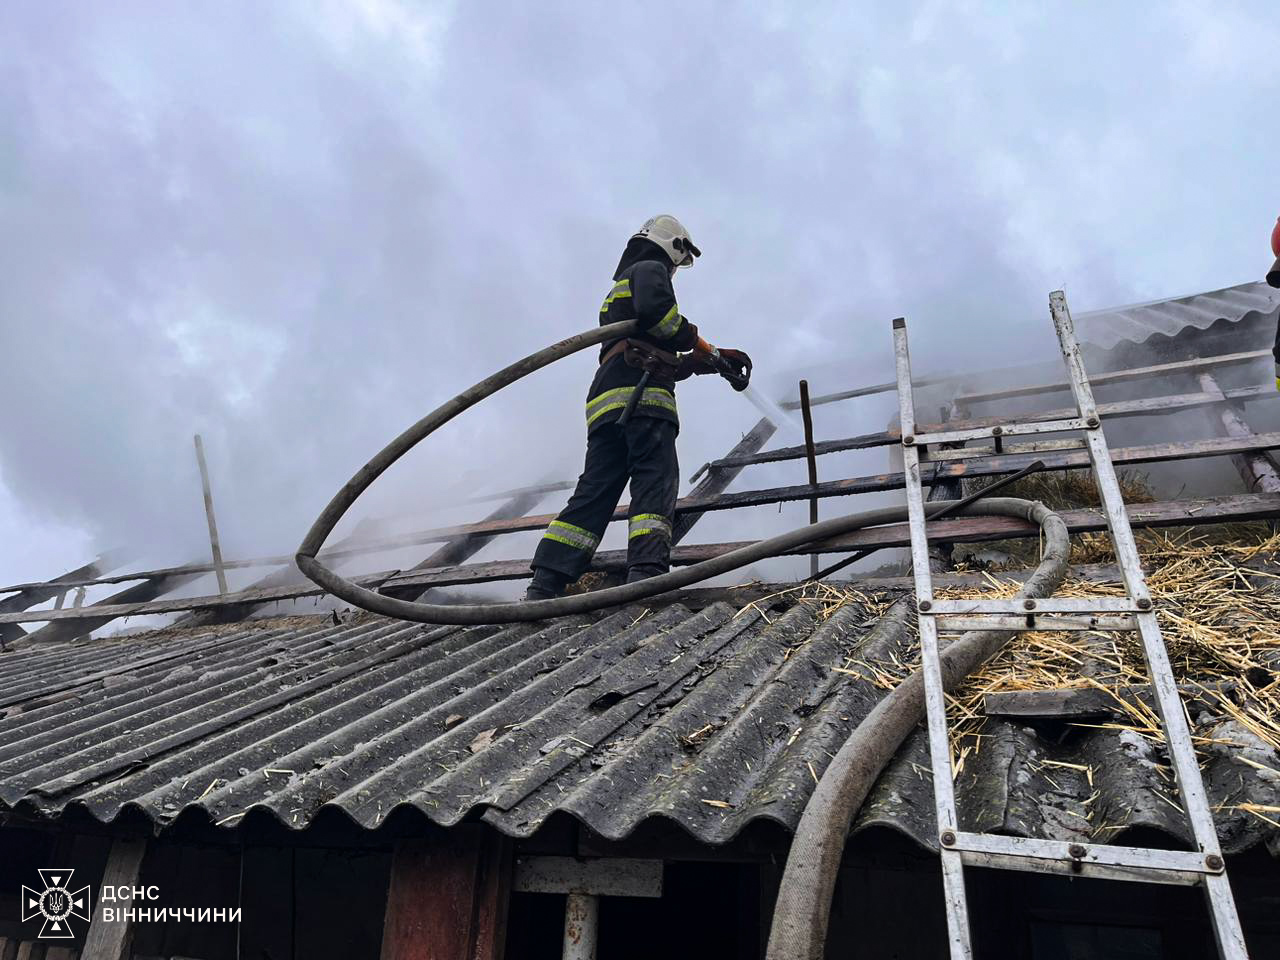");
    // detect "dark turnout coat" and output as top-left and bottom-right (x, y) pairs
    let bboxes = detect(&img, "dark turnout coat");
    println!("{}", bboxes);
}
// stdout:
(586, 240), (698, 433)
